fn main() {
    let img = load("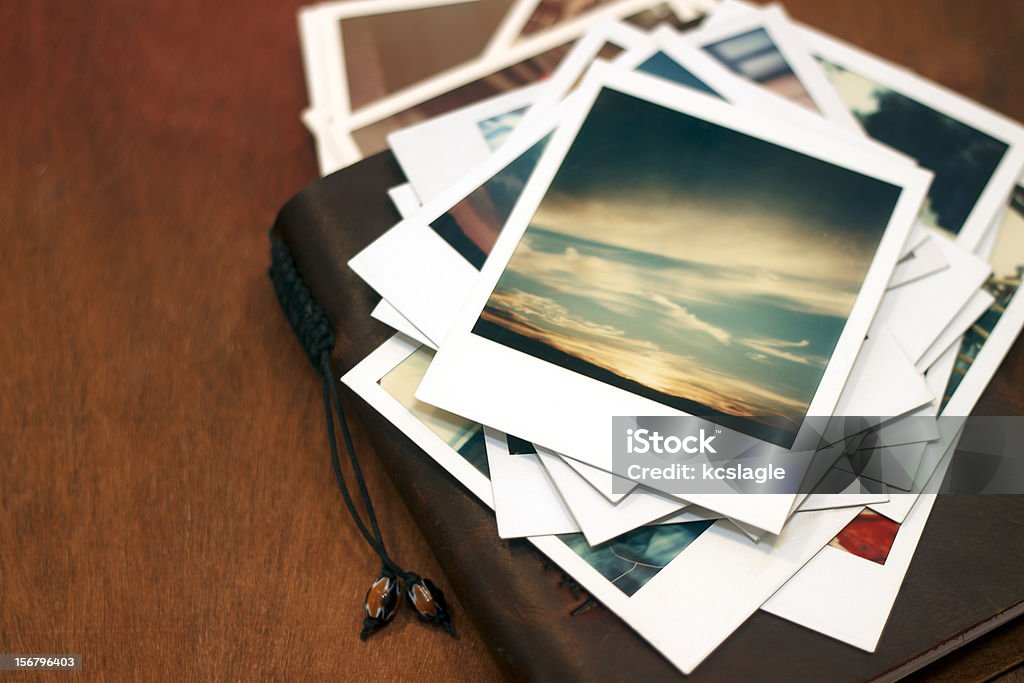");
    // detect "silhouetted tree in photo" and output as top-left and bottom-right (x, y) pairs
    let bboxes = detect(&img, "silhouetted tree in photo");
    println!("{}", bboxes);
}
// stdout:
(855, 89), (1008, 234)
